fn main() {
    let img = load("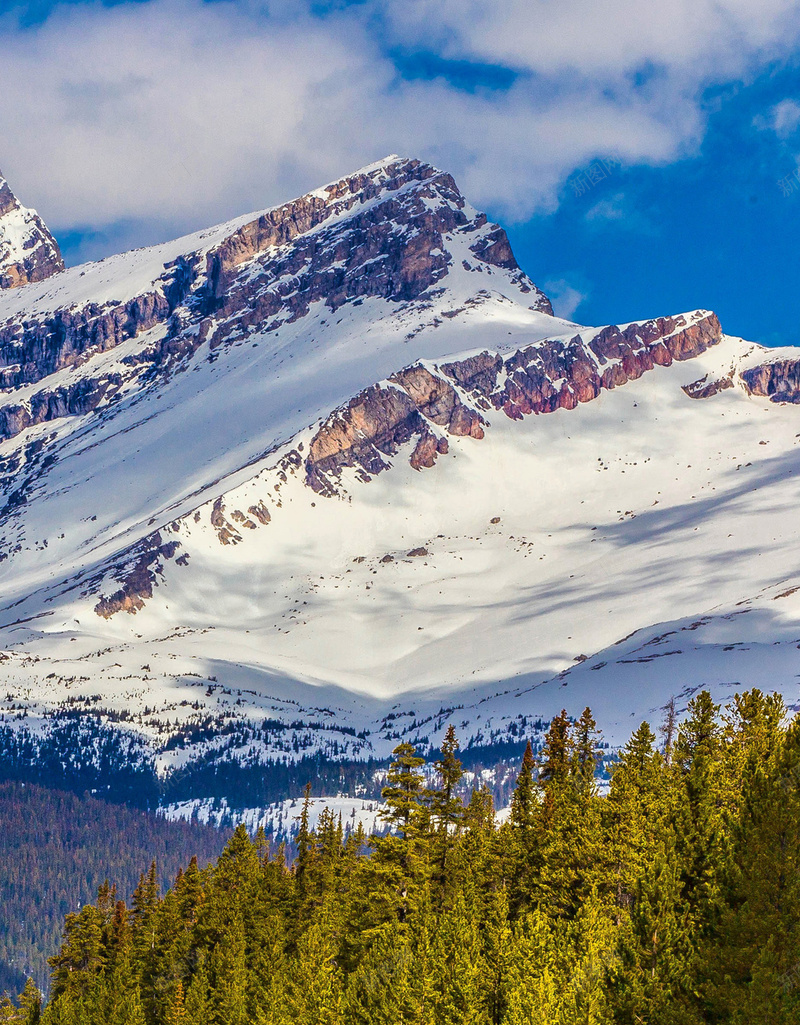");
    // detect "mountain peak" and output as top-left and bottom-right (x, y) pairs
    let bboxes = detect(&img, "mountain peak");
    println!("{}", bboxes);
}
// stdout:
(203, 154), (553, 321)
(0, 171), (64, 290)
